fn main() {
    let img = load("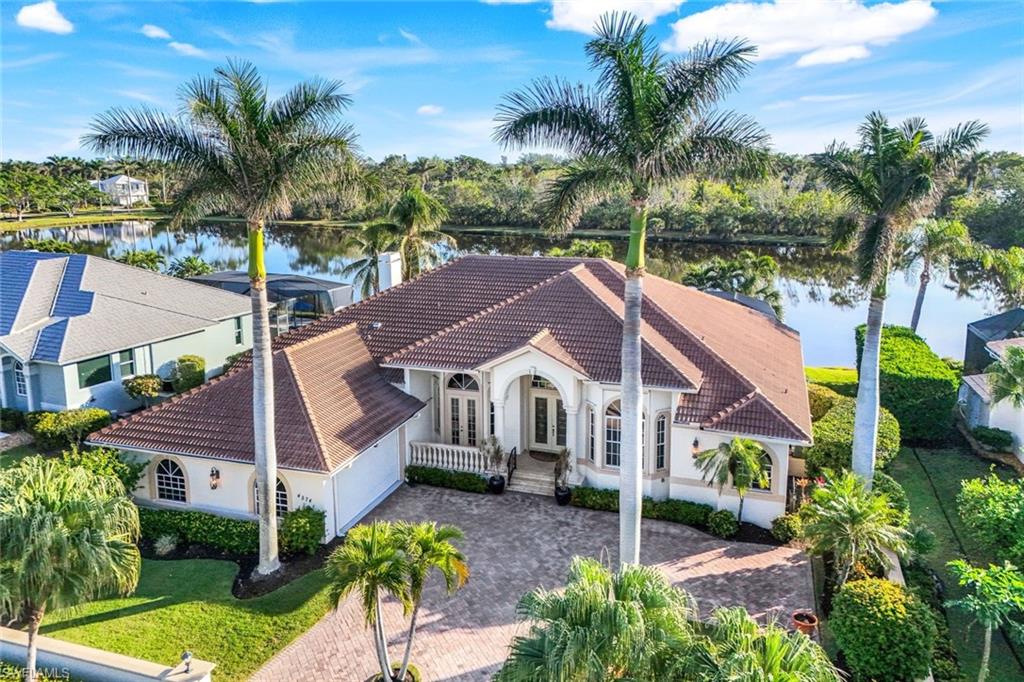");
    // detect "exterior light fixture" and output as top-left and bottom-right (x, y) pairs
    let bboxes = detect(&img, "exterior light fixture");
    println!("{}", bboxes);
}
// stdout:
(691, 437), (700, 454)
(181, 651), (193, 673)
(209, 467), (220, 490)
